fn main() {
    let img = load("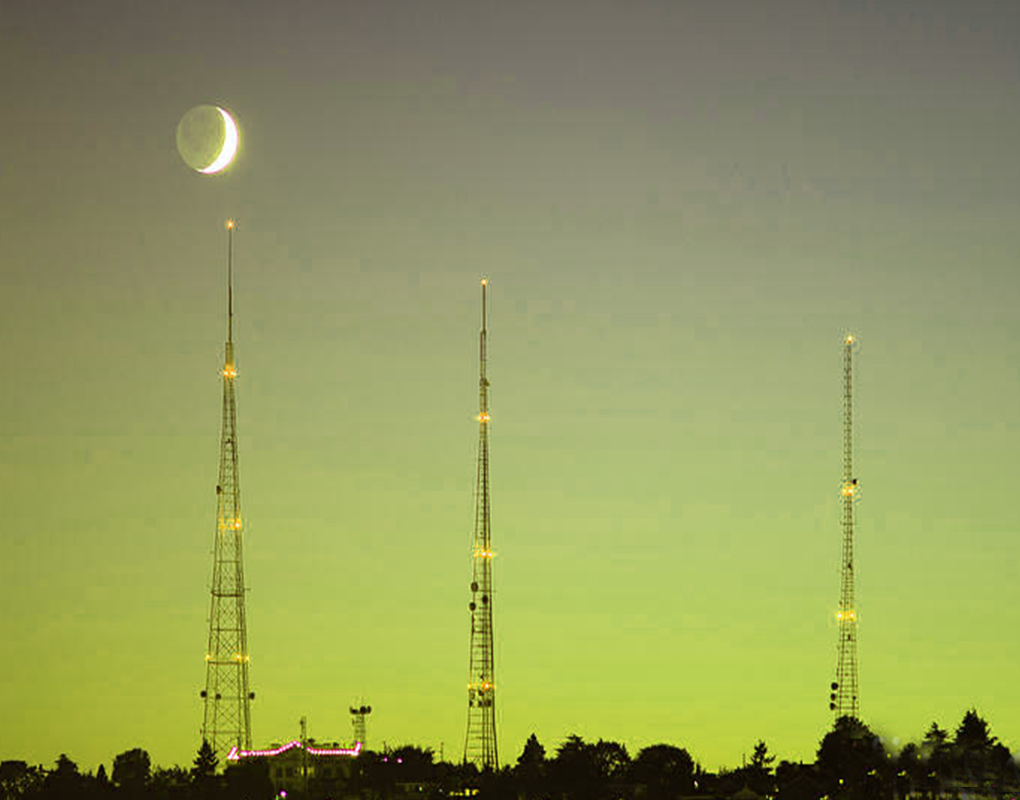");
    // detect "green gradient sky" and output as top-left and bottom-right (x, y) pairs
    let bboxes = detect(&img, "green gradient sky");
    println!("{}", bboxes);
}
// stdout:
(1, 0), (1018, 774)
